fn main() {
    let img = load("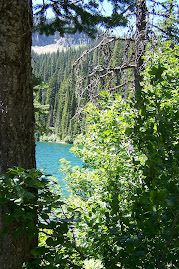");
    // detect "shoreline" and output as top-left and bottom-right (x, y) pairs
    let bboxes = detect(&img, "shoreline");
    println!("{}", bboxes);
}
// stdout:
(36, 140), (73, 145)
